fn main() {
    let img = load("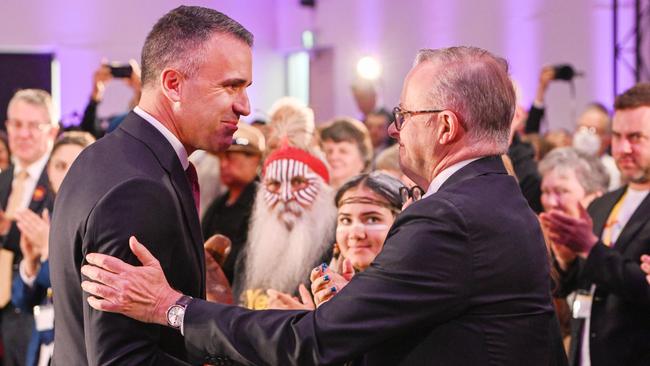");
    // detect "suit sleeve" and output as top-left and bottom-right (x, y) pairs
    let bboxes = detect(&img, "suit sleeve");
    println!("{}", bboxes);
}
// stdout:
(524, 104), (545, 134)
(183, 199), (472, 366)
(553, 257), (585, 298)
(11, 261), (50, 311)
(82, 178), (190, 365)
(581, 242), (650, 305)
